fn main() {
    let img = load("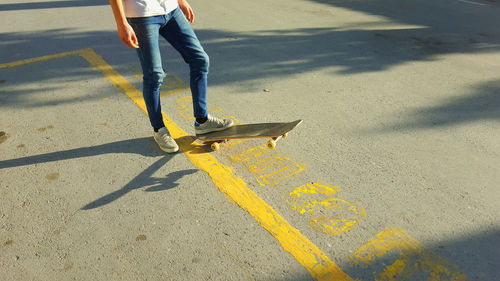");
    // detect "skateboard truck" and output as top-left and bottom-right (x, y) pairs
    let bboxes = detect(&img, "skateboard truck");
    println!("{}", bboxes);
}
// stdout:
(210, 132), (288, 151)
(266, 133), (287, 149)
